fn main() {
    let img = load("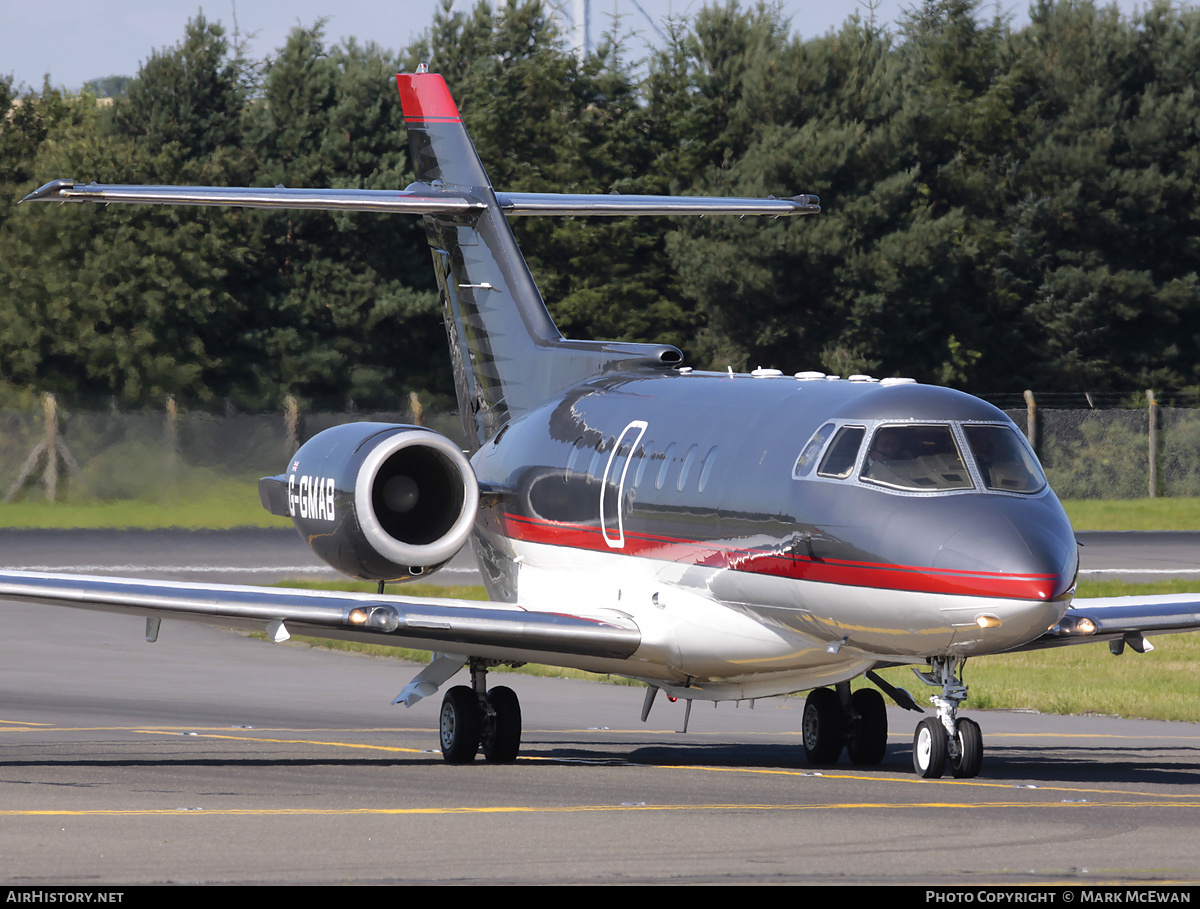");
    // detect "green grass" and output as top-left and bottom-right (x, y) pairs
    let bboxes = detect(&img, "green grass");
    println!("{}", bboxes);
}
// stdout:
(0, 479), (288, 528)
(1062, 496), (1200, 531)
